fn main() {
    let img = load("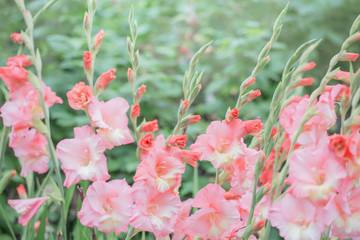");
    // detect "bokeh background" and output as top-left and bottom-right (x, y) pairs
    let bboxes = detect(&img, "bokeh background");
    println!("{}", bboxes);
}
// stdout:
(0, 0), (359, 238)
